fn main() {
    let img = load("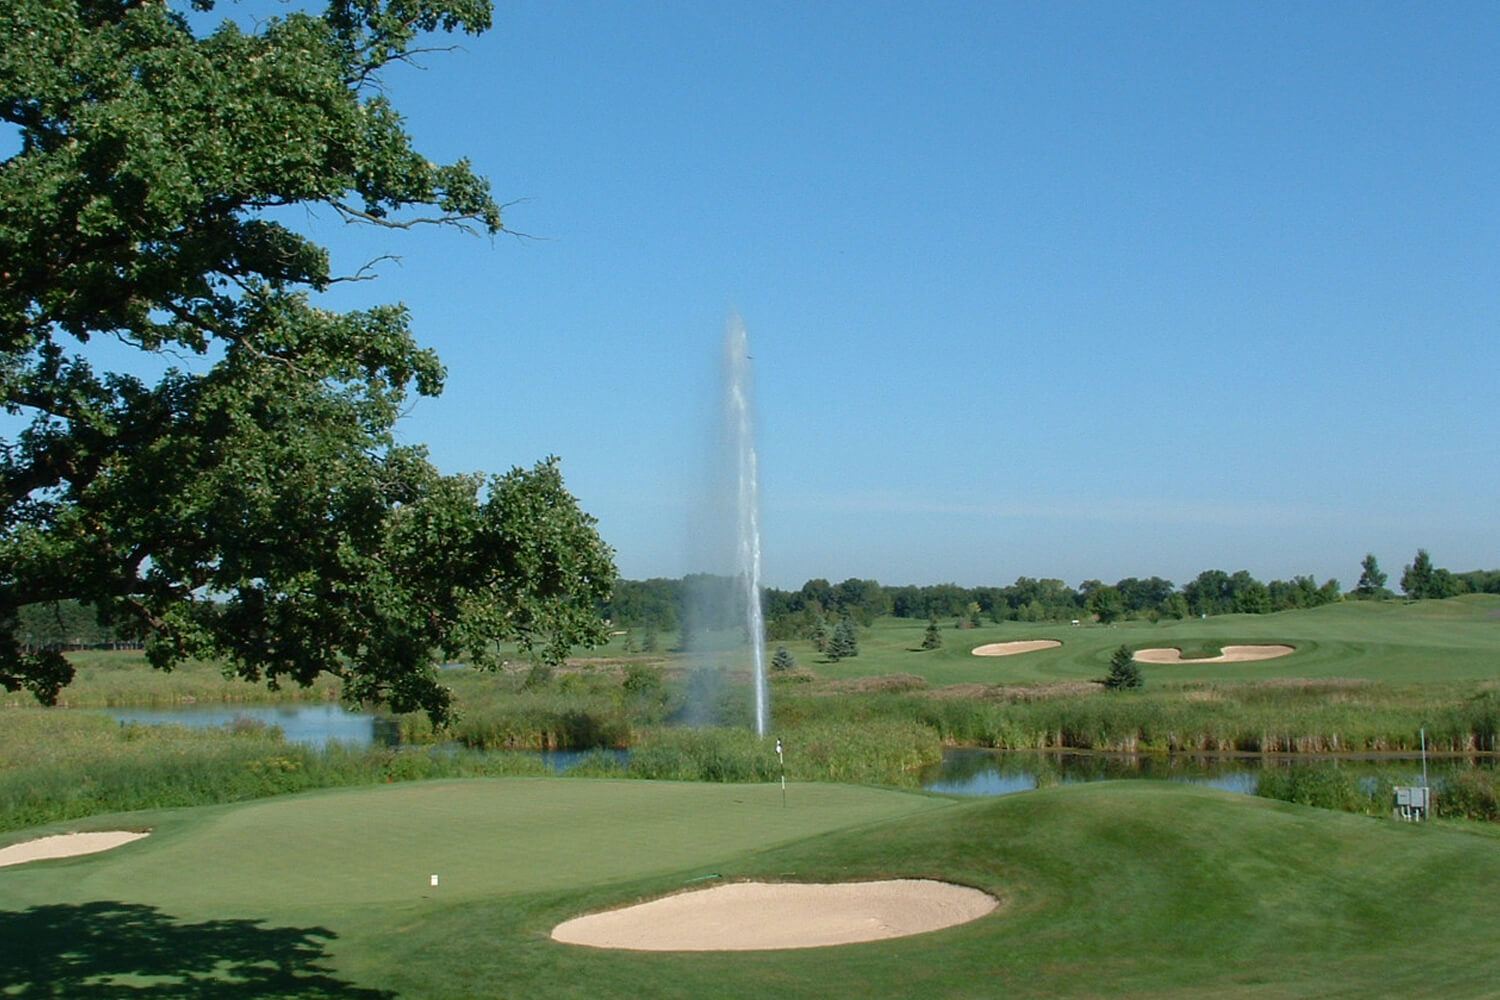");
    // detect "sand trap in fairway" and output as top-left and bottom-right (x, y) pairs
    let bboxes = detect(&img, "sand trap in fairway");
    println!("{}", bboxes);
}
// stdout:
(551, 879), (998, 951)
(1135, 644), (1295, 664)
(0, 831), (149, 868)
(971, 639), (1062, 657)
